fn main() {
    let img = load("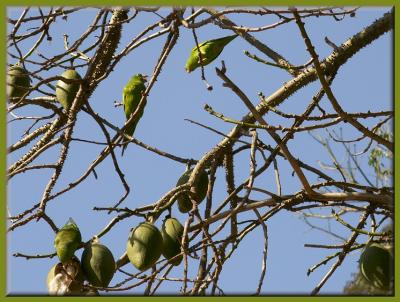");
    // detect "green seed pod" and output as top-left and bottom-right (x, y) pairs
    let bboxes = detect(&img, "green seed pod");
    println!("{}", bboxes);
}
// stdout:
(7, 65), (31, 102)
(47, 258), (85, 295)
(126, 222), (163, 271)
(360, 244), (393, 290)
(161, 217), (184, 266)
(81, 240), (116, 287)
(176, 168), (209, 213)
(55, 69), (82, 110)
